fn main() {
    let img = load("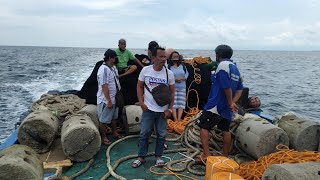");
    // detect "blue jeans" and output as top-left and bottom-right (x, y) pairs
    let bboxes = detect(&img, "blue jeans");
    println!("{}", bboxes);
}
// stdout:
(138, 110), (167, 158)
